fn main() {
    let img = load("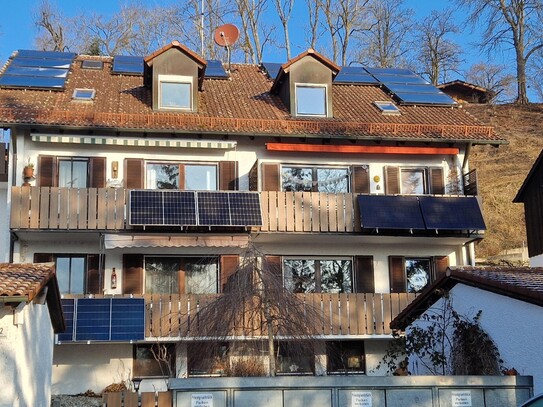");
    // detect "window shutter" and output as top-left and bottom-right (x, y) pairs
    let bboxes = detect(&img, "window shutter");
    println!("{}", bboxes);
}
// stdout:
(38, 156), (56, 187)
(384, 166), (400, 195)
(123, 254), (143, 294)
(34, 253), (53, 263)
(389, 256), (405, 293)
(178, 258), (187, 294)
(125, 159), (144, 189)
(248, 160), (259, 191)
(87, 254), (102, 294)
(90, 157), (106, 188)
(352, 166), (370, 194)
(433, 255), (449, 281)
(354, 256), (374, 293)
(265, 255), (282, 280)
(430, 168), (444, 195)
(220, 255), (240, 293)
(262, 163), (280, 191)
(219, 161), (239, 191)
(178, 164), (186, 190)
